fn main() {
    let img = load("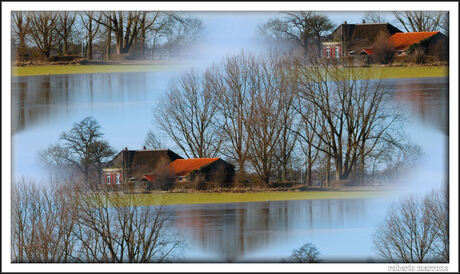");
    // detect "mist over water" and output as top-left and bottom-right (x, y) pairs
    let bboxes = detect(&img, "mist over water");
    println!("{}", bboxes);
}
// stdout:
(177, 12), (278, 68)
(10, 11), (450, 262)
